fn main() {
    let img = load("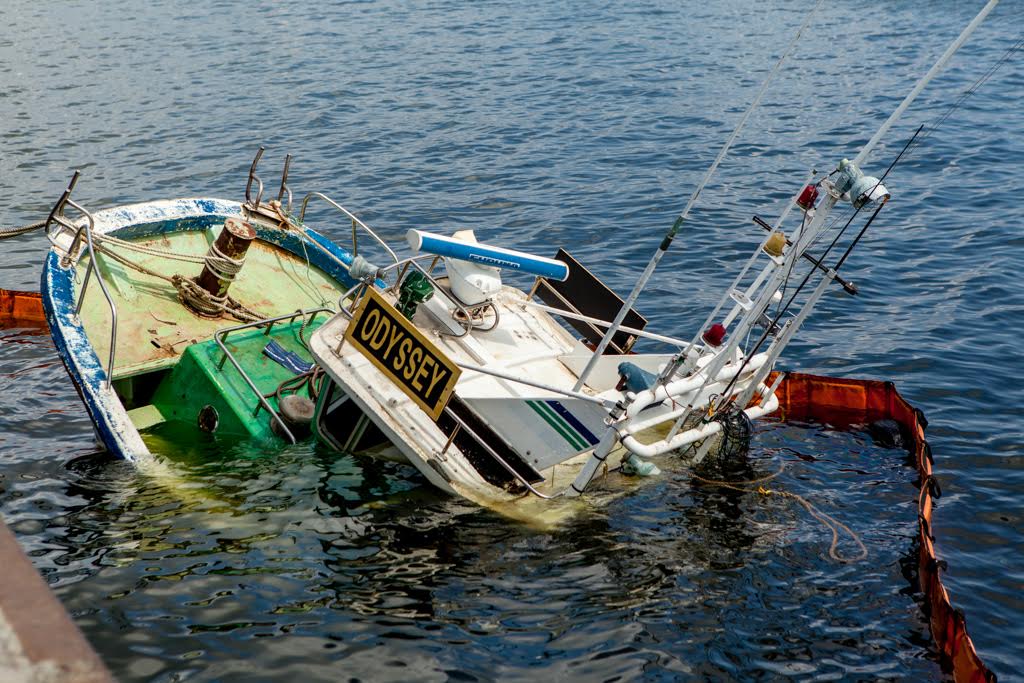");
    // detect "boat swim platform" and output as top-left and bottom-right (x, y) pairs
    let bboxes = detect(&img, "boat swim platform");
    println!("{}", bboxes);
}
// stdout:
(0, 518), (114, 682)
